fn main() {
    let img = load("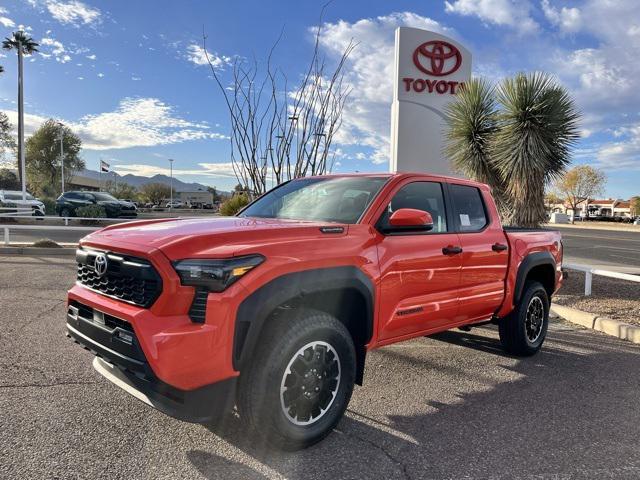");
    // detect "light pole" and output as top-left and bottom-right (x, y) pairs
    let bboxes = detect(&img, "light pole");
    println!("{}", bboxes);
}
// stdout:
(57, 122), (65, 193)
(168, 158), (174, 212)
(18, 38), (26, 200)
